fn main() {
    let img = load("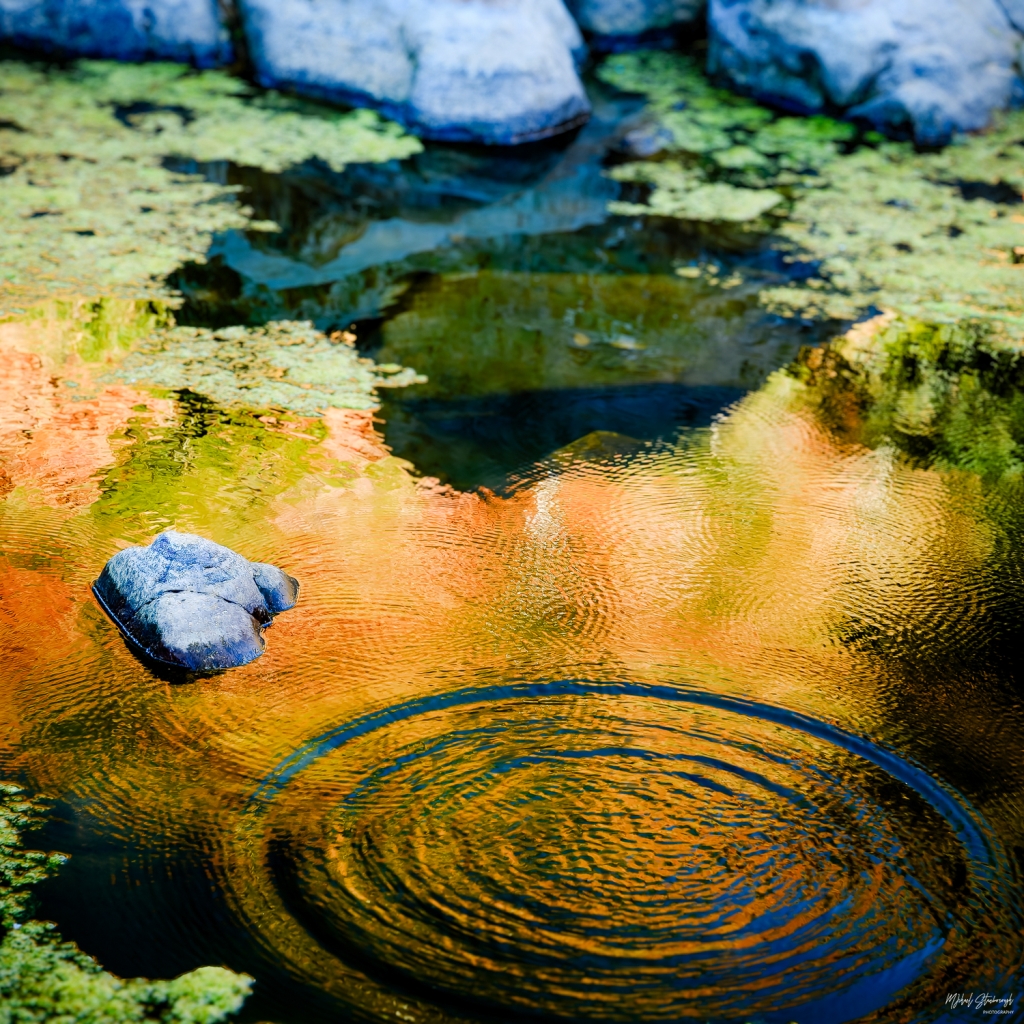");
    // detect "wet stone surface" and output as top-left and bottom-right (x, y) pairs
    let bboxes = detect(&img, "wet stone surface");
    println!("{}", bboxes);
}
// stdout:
(92, 531), (298, 672)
